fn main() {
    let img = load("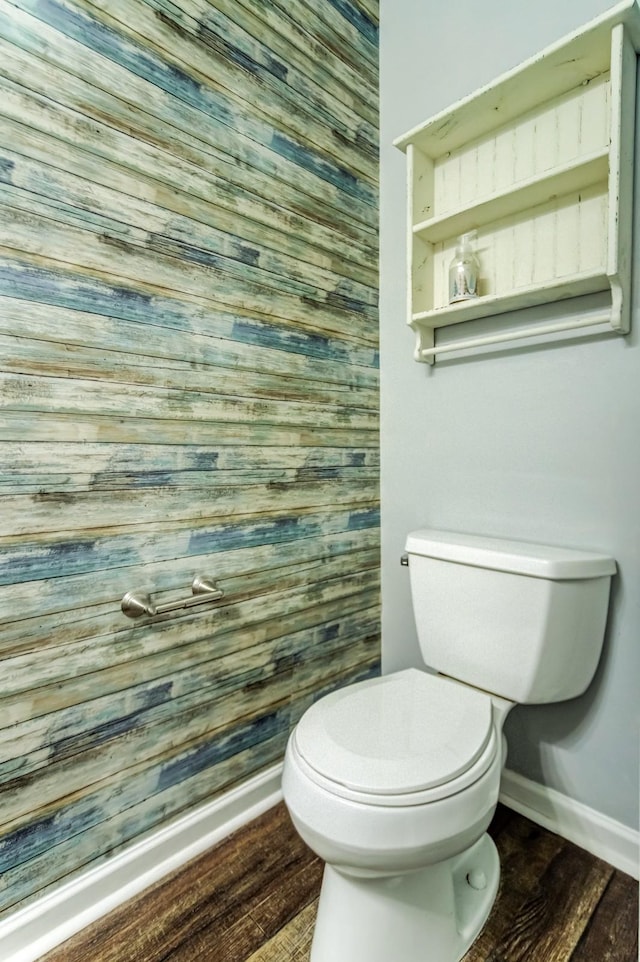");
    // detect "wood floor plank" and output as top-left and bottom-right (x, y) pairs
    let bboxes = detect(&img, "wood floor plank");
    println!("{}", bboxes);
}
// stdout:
(570, 869), (639, 962)
(248, 857), (324, 939)
(481, 842), (614, 962)
(172, 912), (267, 962)
(463, 810), (567, 960)
(245, 899), (317, 962)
